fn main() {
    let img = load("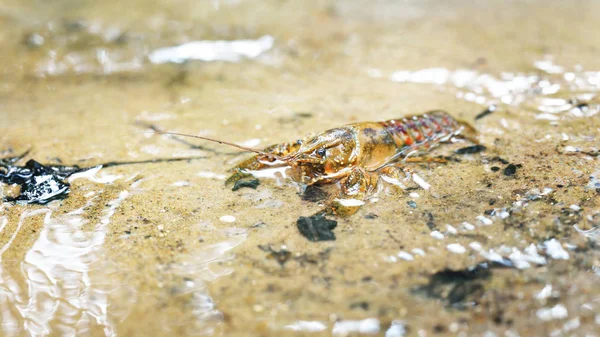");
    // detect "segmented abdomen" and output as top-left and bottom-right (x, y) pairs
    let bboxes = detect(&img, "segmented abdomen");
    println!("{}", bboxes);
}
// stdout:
(379, 111), (460, 151)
